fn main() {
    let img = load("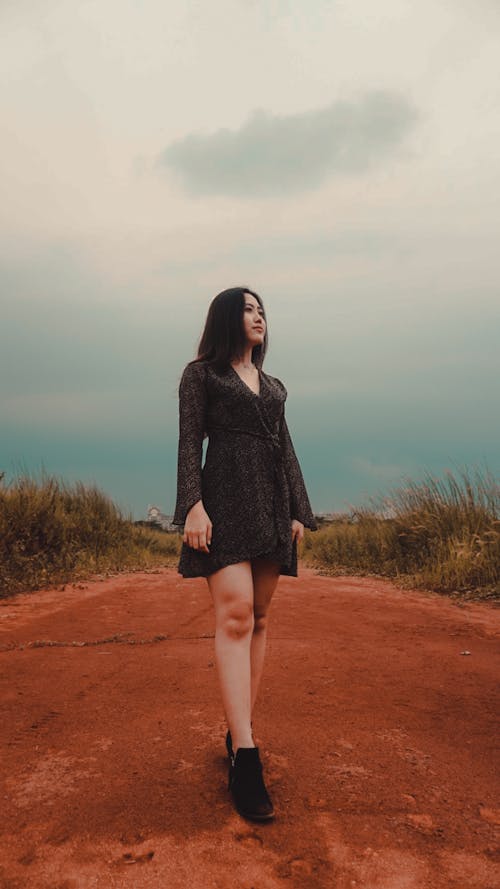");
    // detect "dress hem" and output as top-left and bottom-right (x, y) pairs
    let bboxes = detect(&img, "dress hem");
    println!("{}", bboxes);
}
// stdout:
(177, 542), (298, 579)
